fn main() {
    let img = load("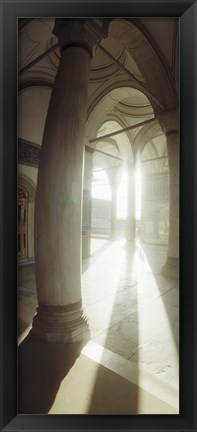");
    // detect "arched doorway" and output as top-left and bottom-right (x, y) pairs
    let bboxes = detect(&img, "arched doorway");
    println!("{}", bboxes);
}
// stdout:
(18, 177), (36, 263)
(18, 185), (28, 261)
